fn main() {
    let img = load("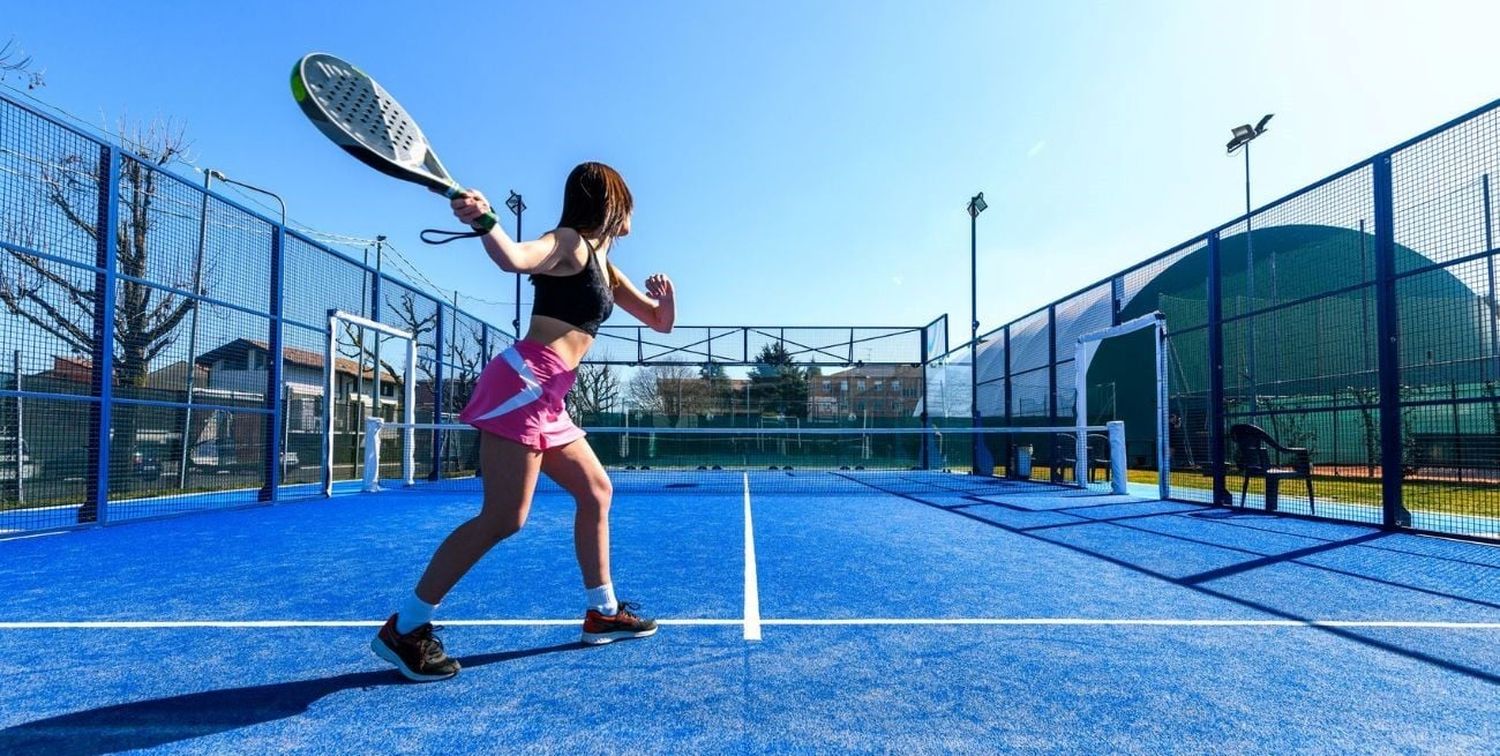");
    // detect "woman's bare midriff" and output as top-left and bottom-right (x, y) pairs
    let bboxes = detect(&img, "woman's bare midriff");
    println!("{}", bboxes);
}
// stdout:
(524, 315), (596, 369)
